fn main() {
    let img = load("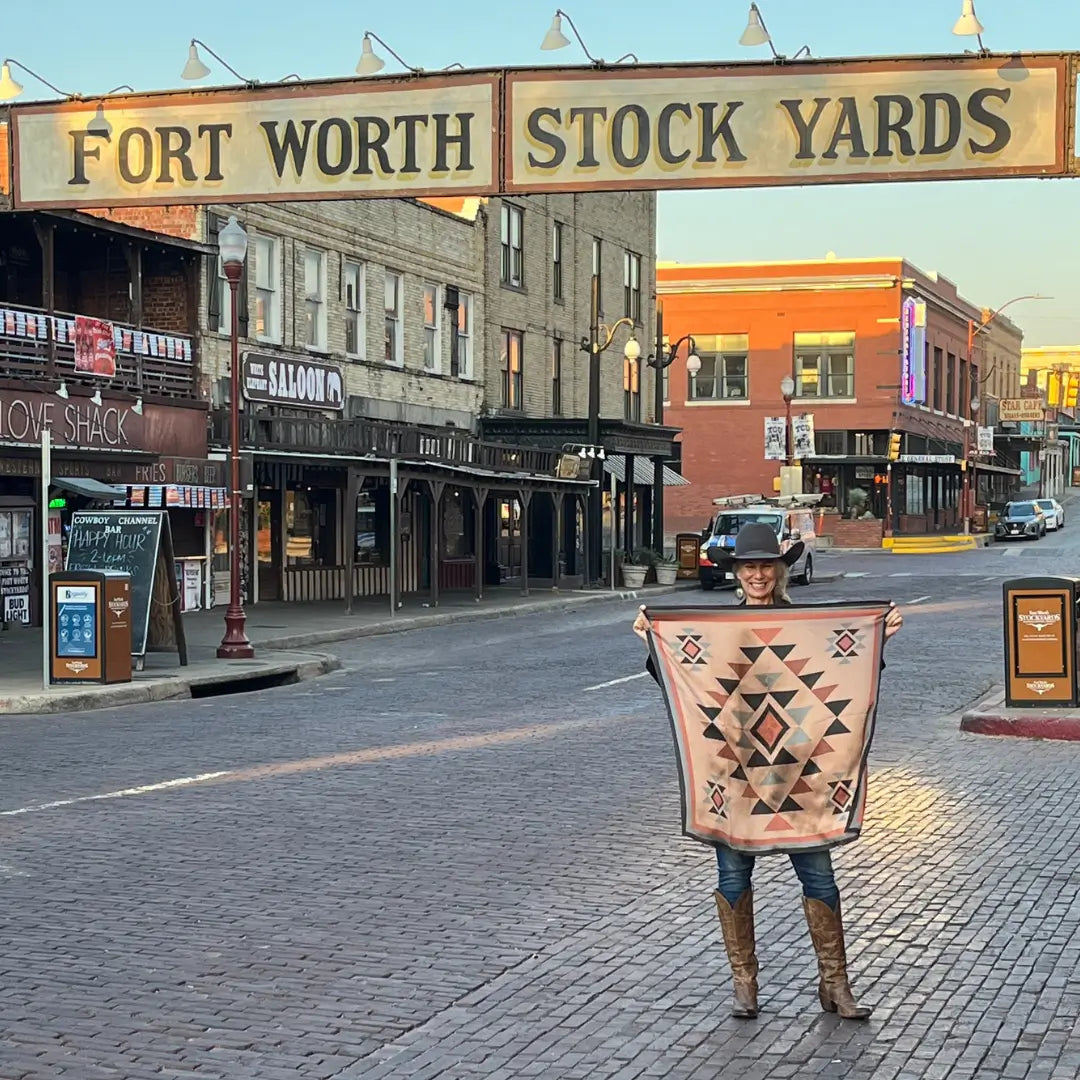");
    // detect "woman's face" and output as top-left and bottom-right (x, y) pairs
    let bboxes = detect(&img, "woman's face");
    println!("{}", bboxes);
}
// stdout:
(736, 559), (778, 603)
